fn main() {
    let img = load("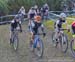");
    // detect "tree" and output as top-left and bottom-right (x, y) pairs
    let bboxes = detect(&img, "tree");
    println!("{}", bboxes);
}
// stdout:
(0, 0), (9, 16)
